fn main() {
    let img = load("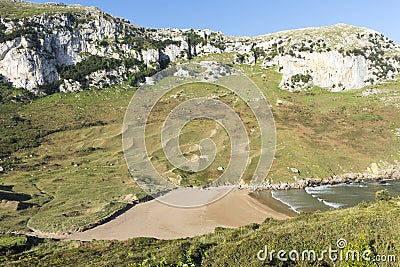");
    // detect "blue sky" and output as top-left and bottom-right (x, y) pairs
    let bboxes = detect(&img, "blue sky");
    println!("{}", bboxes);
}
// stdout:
(31, 0), (400, 44)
